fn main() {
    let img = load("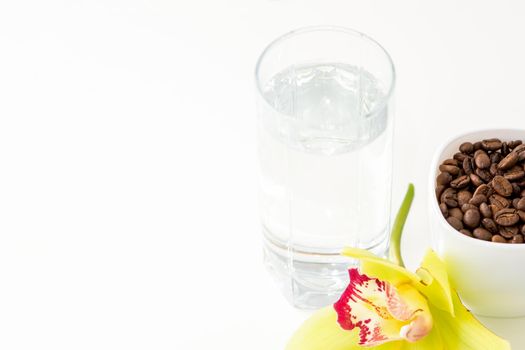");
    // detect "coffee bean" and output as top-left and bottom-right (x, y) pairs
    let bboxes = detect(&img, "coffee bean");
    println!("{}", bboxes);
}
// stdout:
(457, 190), (473, 206)
(522, 224), (525, 235)
(436, 185), (446, 201)
(511, 234), (524, 244)
(512, 183), (522, 195)
(518, 210), (525, 222)
(460, 229), (473, 237)
(473, 141), (482, 151)
(489, 163), (499, 177)
(509, 140), (523, 149)
(454, 152), (468, 162)
(447, 216), (464, 230)
(439, 164), (460, 175)
(474, 150), (491, 169)
(450, 175), (470, 189)
(441, 188), (458, 207)
(461, 203), (477, 213)
(521, 189), (525, 197)
(473, 184), (491, 197)
(492, 235), (507, 243)
(499, 226), (518, 238)
(469, 194), (487, 206)
(517, 178), (525, 187)
(489, 194), (510, 210)
(473, 227), (493, 241)
(439, 202), (448, 217)
(490, 204), (501, 217)
(517, 198), (525, 211)
(498, 151), (519, 170)
(482, 138), (503, 151)
(442, 159), (459, 166)
(514, 144), (525, 161)
(475, 168), (492, 182)
(470, 174), (483, 187)
(495, 208), (520, 226)
(449, 207), (463, 221)
(515, 144), (525, 152)
(436, 172), (453, 186)
(502, 142), (510, 156)
(513, 198), (521, 209)
(462, 157), (474, 175)
(504, 166), (525, 181)
(470, 174), (484, 187)
(459, 142), (474, 154)
(481, 218), (498, 233)
(480, 202), (492, 218)
(490, 152), (503, 164)
(463, 208), (480, 228)
(492, 175), (513, 197)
